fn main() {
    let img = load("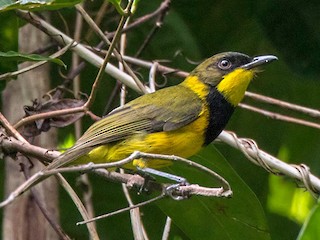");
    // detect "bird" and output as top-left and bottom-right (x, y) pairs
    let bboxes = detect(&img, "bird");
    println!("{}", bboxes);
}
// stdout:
(47, 52), (277, 171)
